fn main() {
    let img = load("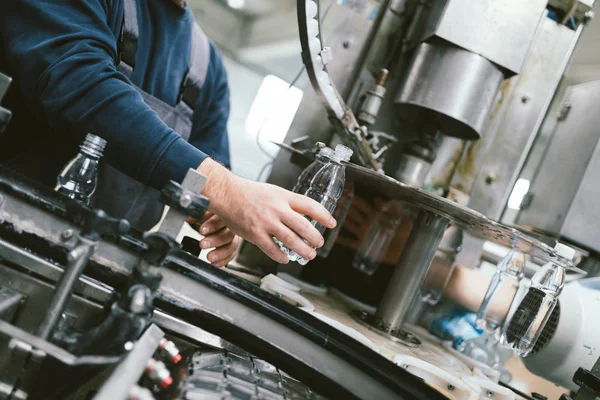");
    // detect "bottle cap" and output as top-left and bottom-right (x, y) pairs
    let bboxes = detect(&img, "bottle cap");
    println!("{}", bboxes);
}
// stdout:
(332, 144), (353, 162)
(318, 147), (335, 159)
(554, 243), (575, 261)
